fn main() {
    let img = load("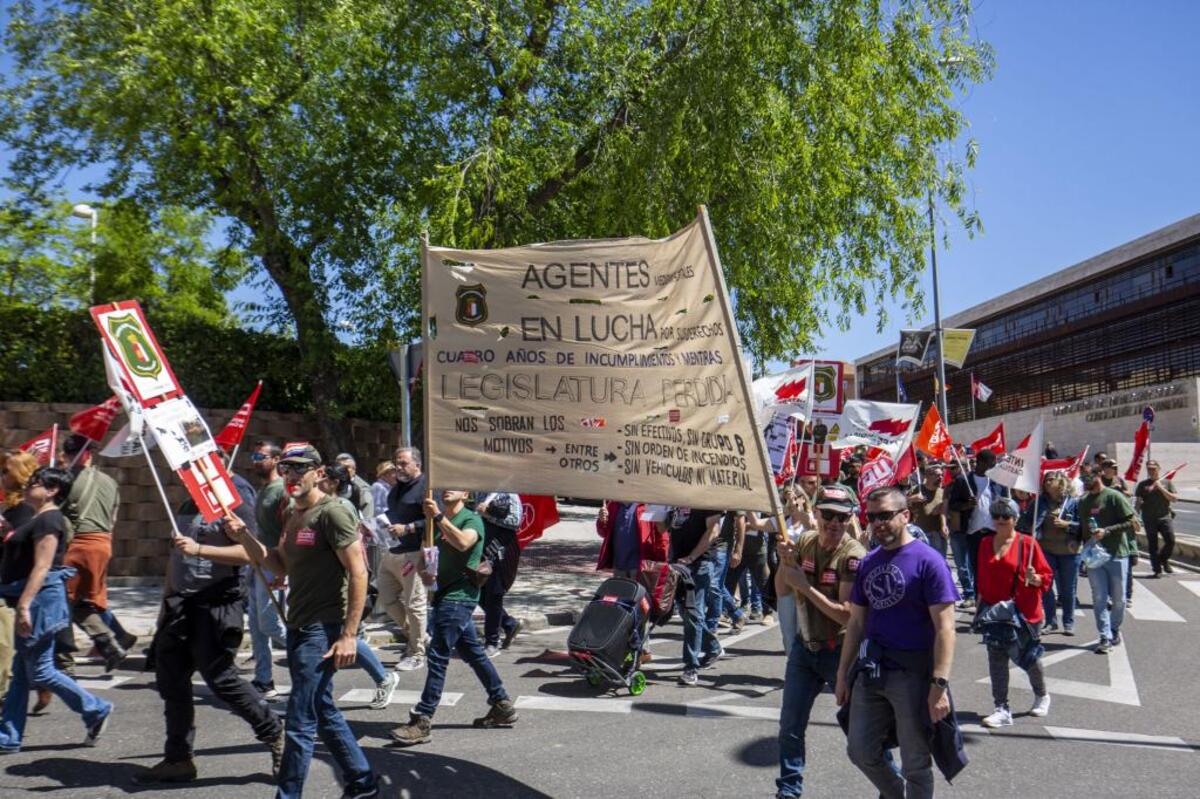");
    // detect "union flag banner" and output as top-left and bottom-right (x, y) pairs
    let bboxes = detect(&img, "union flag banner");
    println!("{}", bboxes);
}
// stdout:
(214, 381), (263, 452)
(1042, 446), (1088, 480)
(19, 425), (57, 466)
(752, 363), (813, 423)
(1163, 463), (1187, 481)
(970, 423), (1006, 456)
(914, 406), (953, 461)
(517, 495), (560, 549)
(987, 419), (1044, 493)
(69, 396), (122, 443)
(423, 209), (779, 514)
(829, 400), (920, 458)
(1124, 421), (1150, 482)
